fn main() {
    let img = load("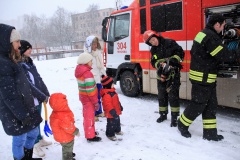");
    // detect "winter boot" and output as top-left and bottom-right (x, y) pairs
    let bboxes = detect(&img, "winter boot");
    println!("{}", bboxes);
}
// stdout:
(87, 136), (102, 142)
(72, 152), (76, 157)
(38, 138), (52, 147)
(72, 152), (76, 160)
(33, 142), (45, 157)
(203, 129), (224, 141)
(115, 131), (124, 135)
(107, 136), (117, 141)
(24, 148), (42, 160)
(177, 119), (191, 138)
(170, 115), (178, 127)
(156, 114), (167, 123)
